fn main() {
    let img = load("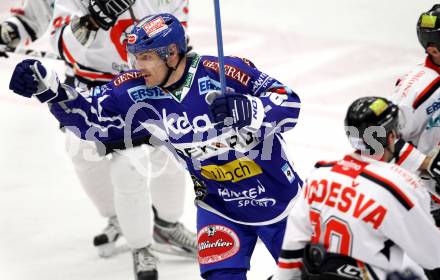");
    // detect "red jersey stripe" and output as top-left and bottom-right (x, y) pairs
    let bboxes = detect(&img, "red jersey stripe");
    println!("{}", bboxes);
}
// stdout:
(396, 144), (414, 165)
(412, 76), (440, 109)
(361, 169), (414, 210)
(278, 261), (303, 269)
